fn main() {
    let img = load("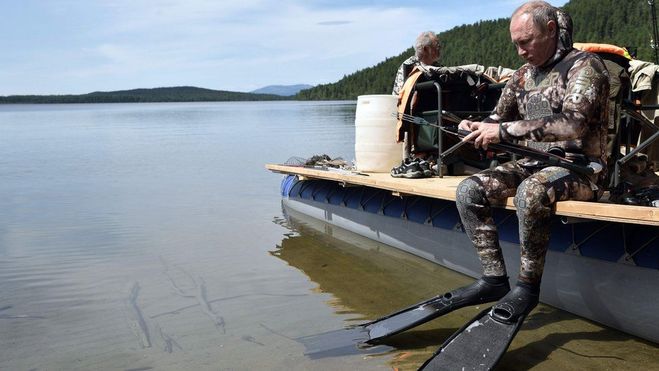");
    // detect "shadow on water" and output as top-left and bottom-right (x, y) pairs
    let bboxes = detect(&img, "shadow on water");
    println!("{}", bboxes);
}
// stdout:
(270, 207), (659, 370)
(270, 213), (474, 369)
(497, 307), (659, 370)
